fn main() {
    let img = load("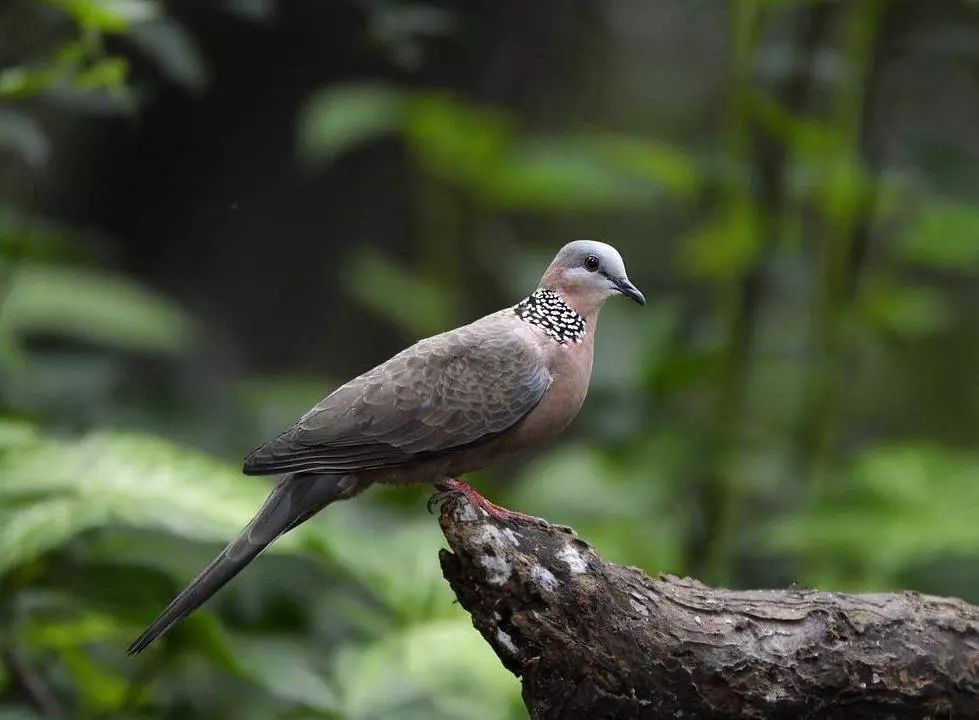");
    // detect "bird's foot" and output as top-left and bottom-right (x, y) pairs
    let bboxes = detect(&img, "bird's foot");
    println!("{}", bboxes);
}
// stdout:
(429, 478), (547, 526)
(426, 488), (457, 514)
